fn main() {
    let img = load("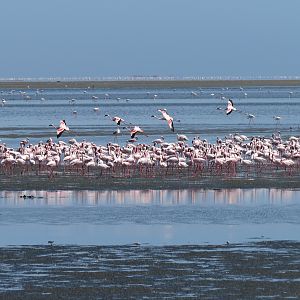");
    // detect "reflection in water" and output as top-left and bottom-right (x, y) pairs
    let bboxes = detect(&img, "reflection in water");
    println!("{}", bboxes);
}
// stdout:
(0, 188), (298, 207)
